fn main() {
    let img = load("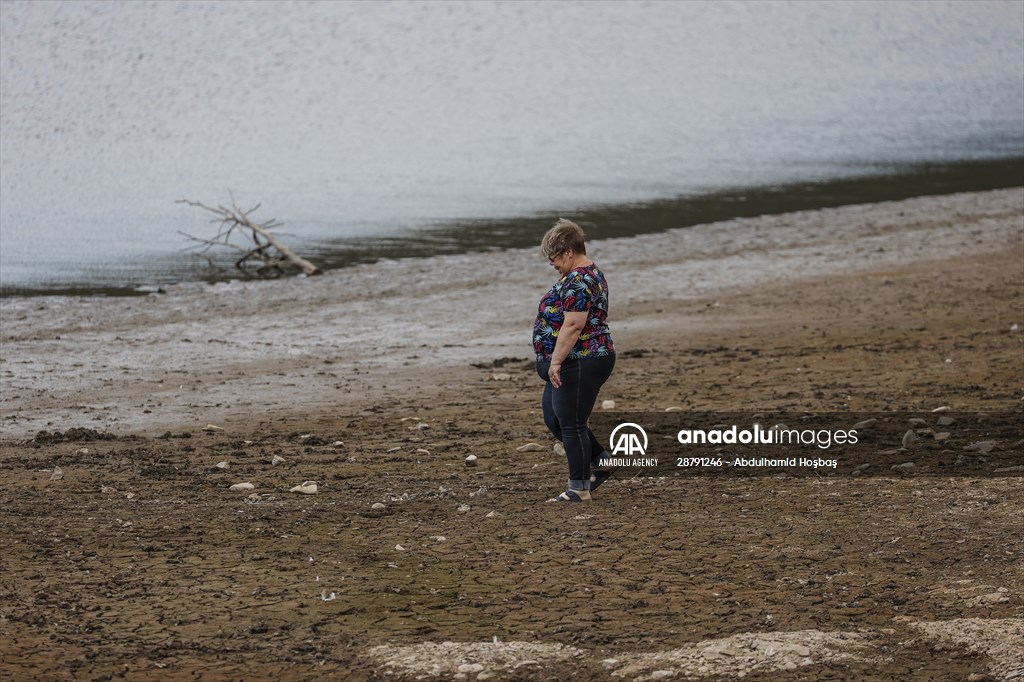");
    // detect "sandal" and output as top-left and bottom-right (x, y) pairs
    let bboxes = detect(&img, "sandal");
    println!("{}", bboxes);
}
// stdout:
(547, 489), (588, 503)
